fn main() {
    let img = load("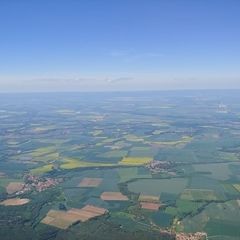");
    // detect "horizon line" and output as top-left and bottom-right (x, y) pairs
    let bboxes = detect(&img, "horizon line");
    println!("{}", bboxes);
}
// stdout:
(0, 88), (240, 94)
